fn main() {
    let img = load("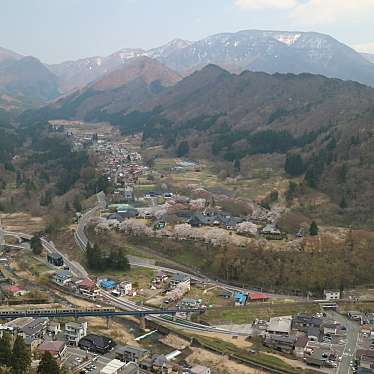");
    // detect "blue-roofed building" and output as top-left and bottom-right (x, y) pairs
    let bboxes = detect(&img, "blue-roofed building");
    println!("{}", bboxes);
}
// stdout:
(99, 279), (117, 290)
(53, 270), (73, 286)
(234, 291), (248, 306)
